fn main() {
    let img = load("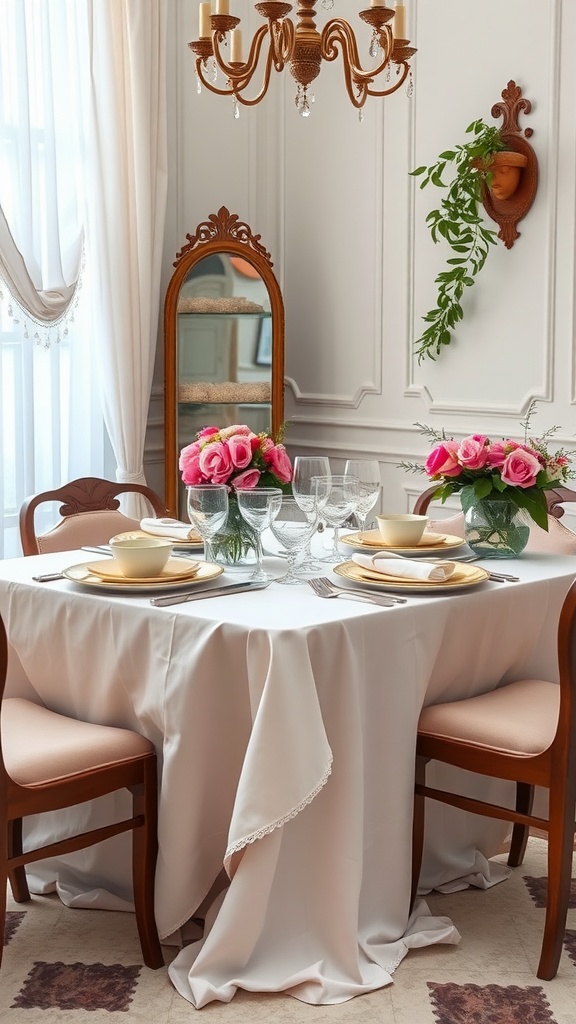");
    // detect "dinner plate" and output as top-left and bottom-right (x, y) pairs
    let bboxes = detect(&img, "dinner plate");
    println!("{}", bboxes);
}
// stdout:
(62, 560), (223, 593)
(340, 529), (466, 557)
(85, 557), (200, 584)
(113, 529), (204, 551)
(333, 559), (490, 594)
